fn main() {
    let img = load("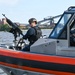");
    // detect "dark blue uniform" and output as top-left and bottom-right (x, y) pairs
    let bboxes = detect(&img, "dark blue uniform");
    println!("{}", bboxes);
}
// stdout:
(22, 26), (42, 51)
